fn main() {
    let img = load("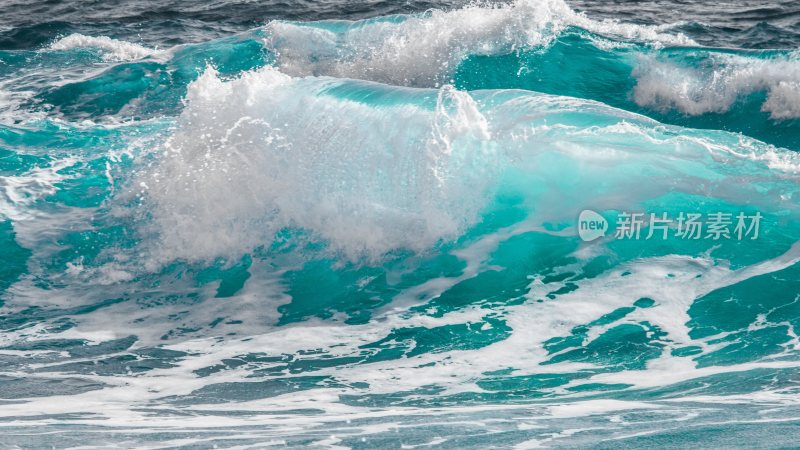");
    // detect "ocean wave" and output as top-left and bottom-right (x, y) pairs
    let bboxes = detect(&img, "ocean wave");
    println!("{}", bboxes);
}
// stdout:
(632, 50), (800, 120)
(255, 0), (800, 147)
(263, 3), (800, 126)
(133, 65), (800, 266)
(26, 30), (269, 121)
(2, 1), (800, 445)
(264, 0), (695, 86)
(45, 33), (159, 62)
(138, 67), (499, 262)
